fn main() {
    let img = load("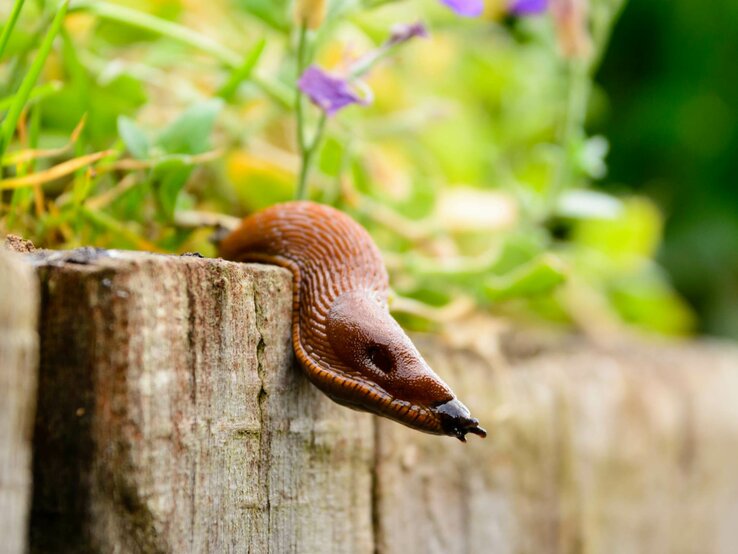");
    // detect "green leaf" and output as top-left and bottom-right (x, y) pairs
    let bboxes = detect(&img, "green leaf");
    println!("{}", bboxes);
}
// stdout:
(227, 151), (295, 212)
(71, 1), (240, 66)
(576, 135), (609, 179)
(151, 158), (192, 221)
(234, 0), (290, 32)
(157, 99), (223, 155)
(318, 136), (346, 177)
(572, 197), (662, 269)
(117, 116), (149, 159)
(41, 73), (147, 147)
(488, 234), (548, 276)
(608, 269), (694, 336)
(0, 0), (69, 158)
(326, 0), (361, 21)
(483, 255), (567, 302)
